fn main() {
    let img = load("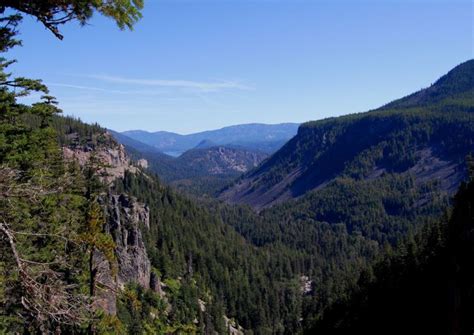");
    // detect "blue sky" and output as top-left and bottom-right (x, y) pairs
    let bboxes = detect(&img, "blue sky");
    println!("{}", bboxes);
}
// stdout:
(9, 0), (473, 133)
